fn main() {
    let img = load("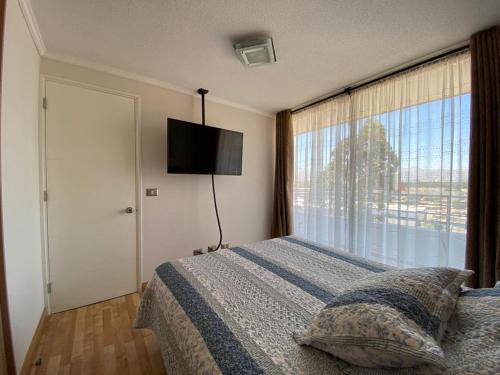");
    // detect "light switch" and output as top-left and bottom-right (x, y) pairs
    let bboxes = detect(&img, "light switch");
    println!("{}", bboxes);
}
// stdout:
(146, 188), (159, 197)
